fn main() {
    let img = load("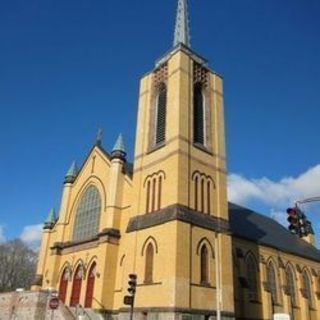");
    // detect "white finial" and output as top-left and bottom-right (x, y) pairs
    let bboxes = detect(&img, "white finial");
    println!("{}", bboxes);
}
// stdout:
(174, 0), (191, 47)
